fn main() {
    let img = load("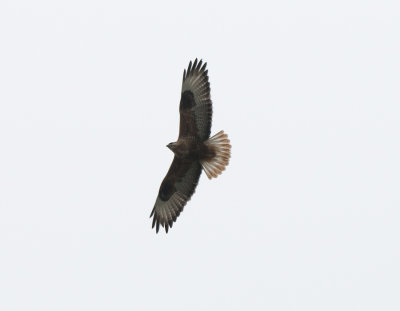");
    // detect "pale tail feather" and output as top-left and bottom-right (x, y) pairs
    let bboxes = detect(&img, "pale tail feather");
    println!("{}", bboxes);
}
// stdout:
(200, 130), (231, 179)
